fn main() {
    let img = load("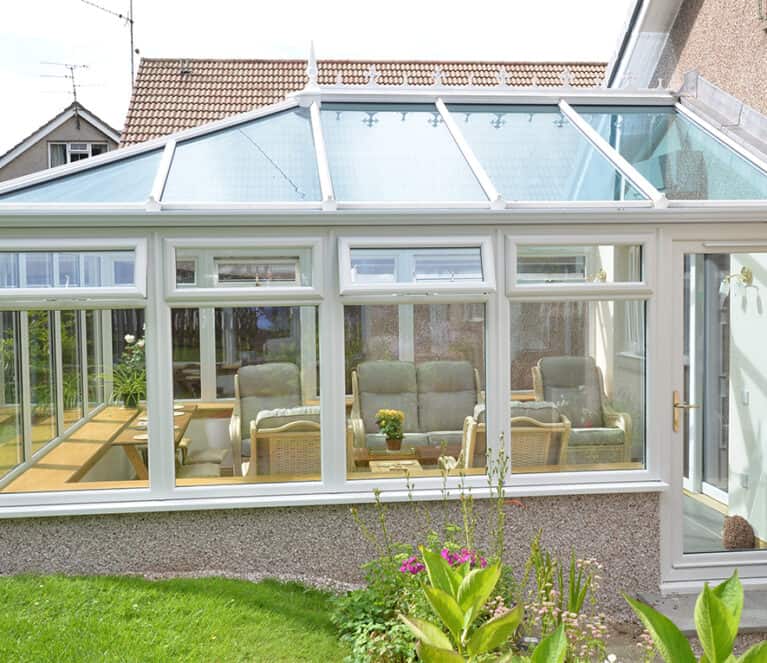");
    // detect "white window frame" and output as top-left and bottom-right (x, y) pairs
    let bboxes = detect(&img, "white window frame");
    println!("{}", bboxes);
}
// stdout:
(164, 237), (323, 302)
(0, 237), (147, 304)
(503, 230), (660, 489)
(338, 235), (496, 295)
(48, 142), (109, 168)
